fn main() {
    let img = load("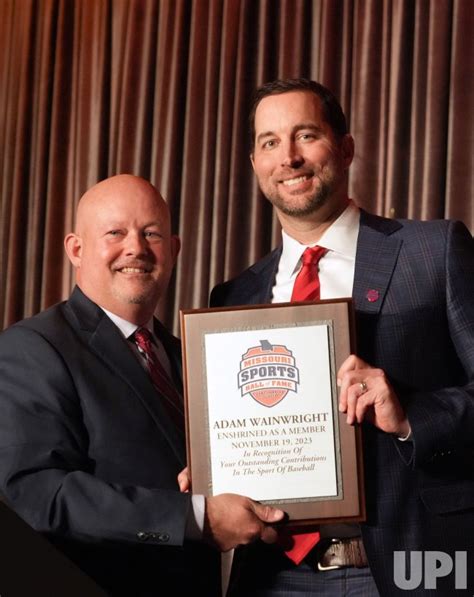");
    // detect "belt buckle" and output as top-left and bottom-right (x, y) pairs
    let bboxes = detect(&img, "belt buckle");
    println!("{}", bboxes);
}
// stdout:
(317, 538), (344, 571)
